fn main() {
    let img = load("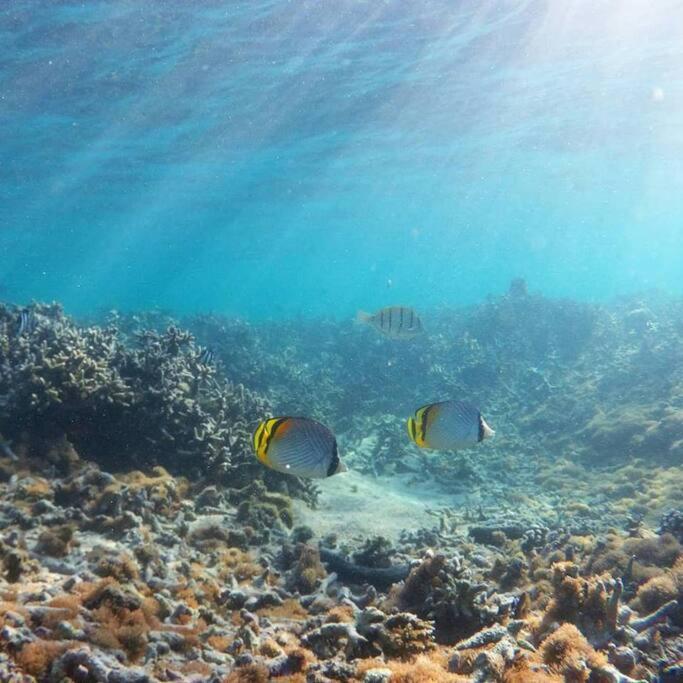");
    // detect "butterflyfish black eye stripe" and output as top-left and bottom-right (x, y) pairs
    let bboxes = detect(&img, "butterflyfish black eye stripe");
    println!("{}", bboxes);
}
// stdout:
(262, 417), (288, 452)
(256, 423), (269, 451)
(420, 404), (437, 442)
